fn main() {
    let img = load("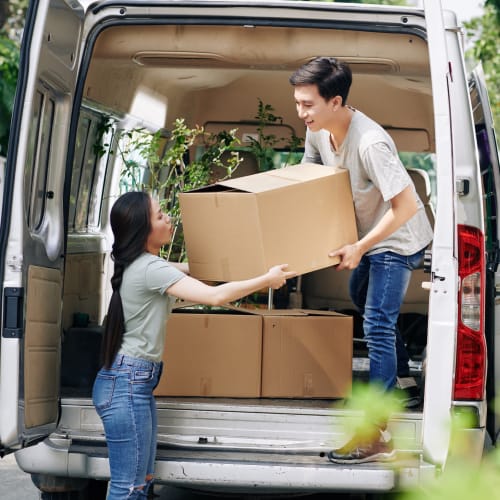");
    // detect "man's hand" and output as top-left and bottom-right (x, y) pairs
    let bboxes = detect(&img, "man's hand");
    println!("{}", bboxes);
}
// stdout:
(329, 243), (364, 270)
(329, 185), (419, 271)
